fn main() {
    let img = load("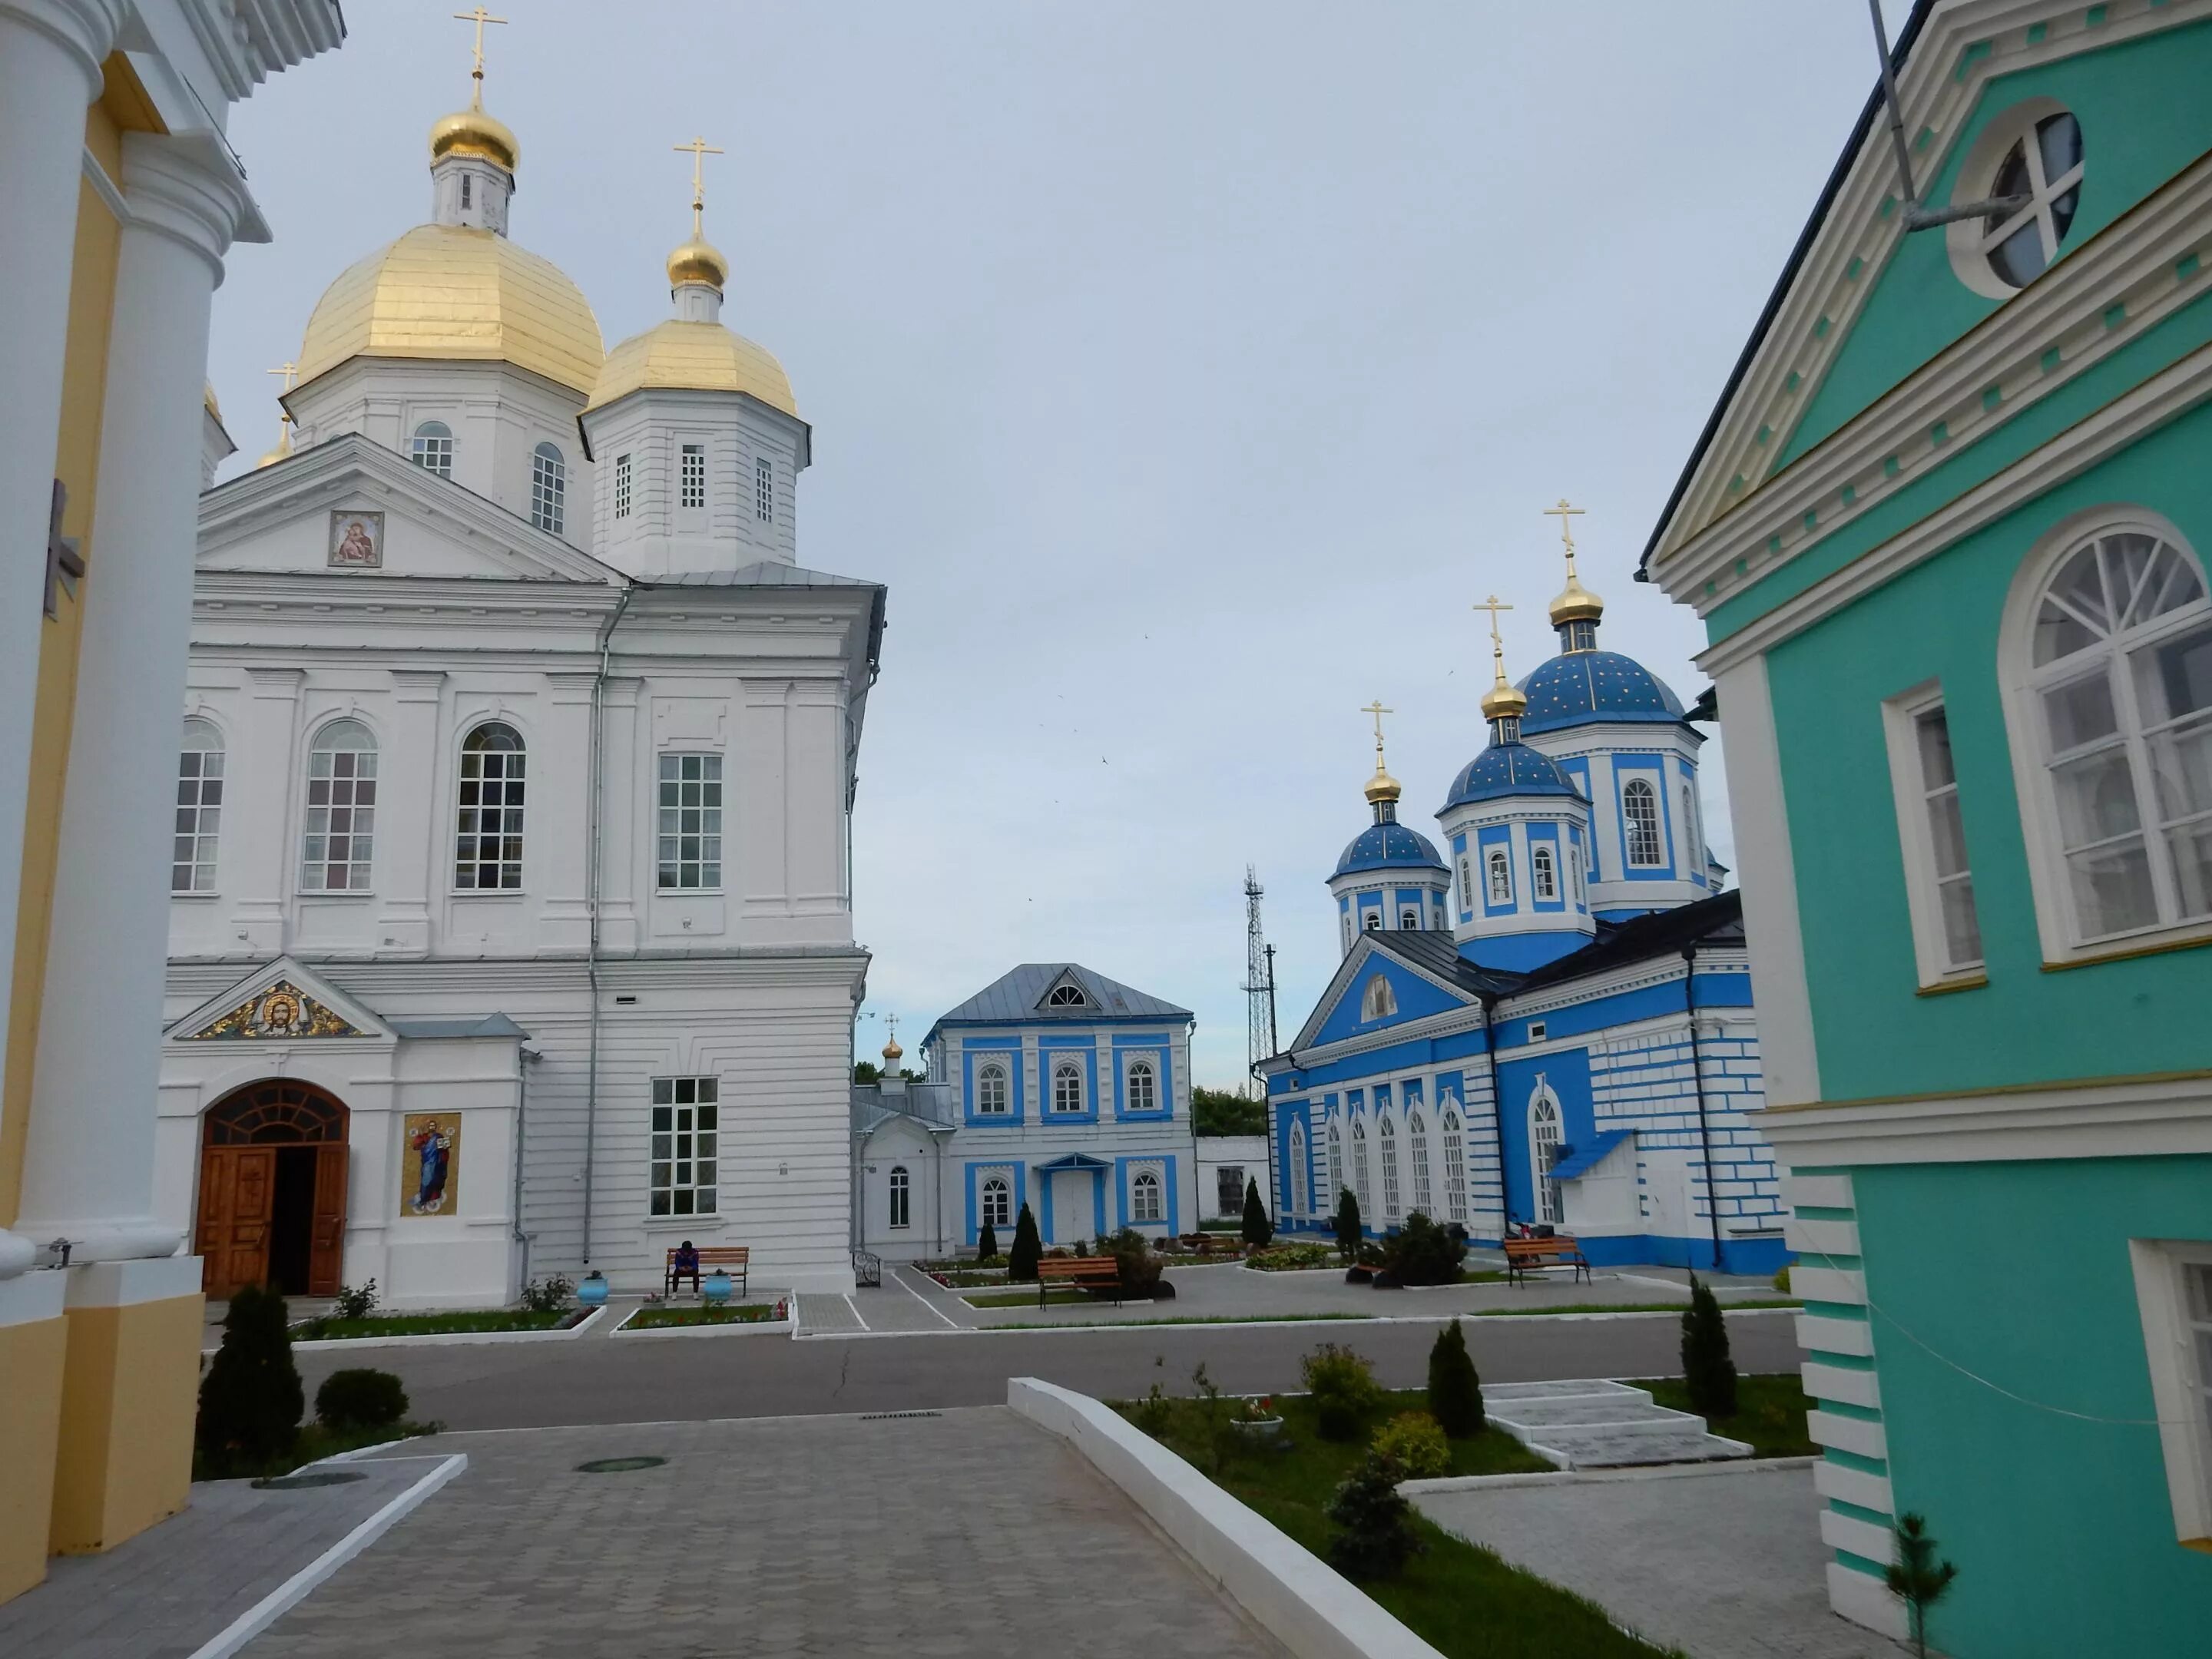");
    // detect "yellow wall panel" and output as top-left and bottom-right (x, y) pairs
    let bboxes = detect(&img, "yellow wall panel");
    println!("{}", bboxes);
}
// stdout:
(0, 1316), (67, 1600)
